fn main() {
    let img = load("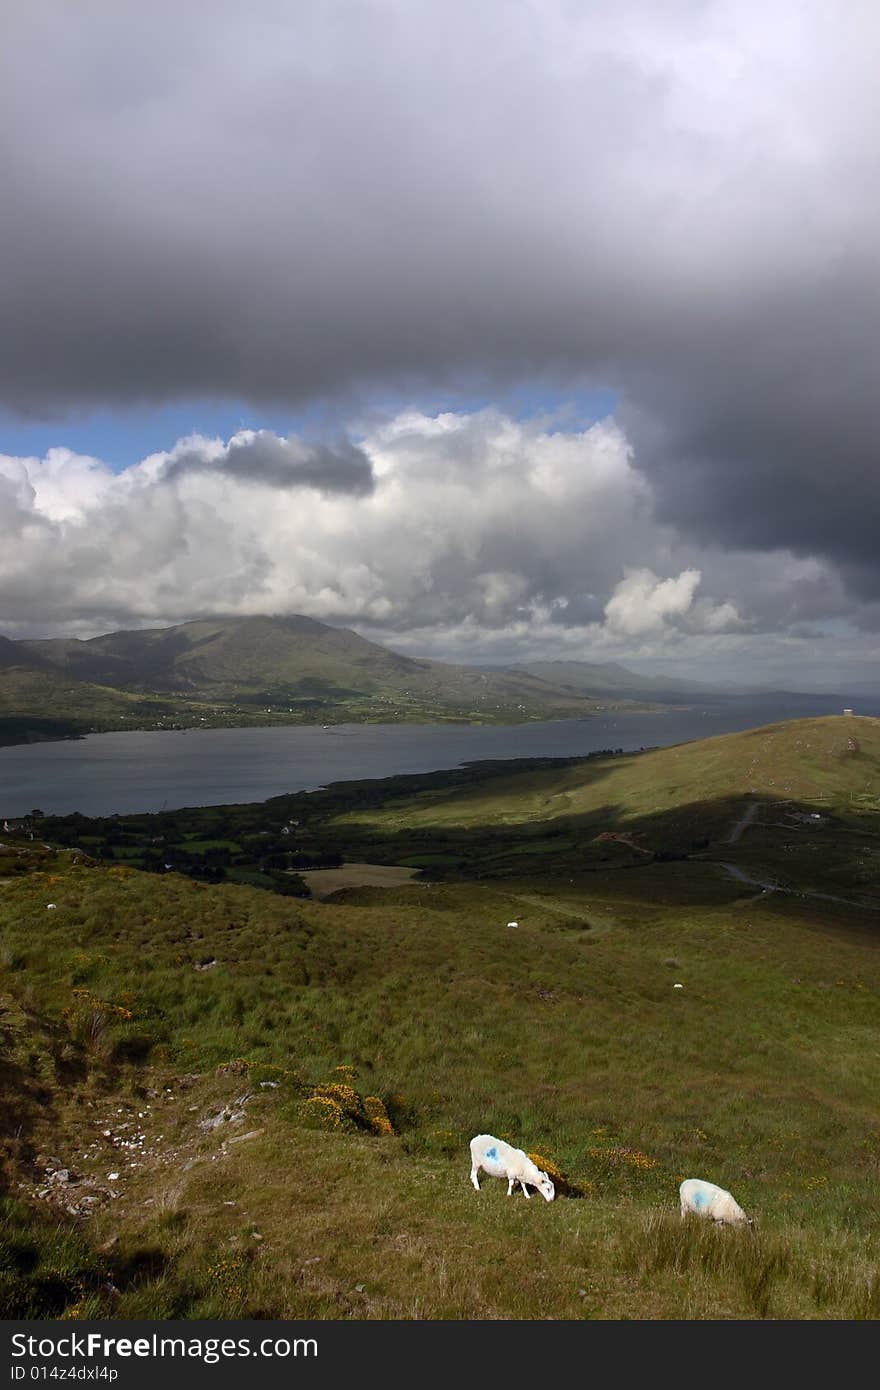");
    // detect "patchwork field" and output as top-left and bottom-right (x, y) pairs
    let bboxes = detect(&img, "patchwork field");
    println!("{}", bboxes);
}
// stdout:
(298, 862), (423, 898)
